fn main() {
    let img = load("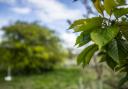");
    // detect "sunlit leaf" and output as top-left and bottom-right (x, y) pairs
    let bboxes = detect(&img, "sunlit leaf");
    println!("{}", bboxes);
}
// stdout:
(69, 17), (103, 32)
(69, 19), (87, 29)
(91, 26), (119, 49)
(104, 0), (117, 15)
(92, 0), (104, 15)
